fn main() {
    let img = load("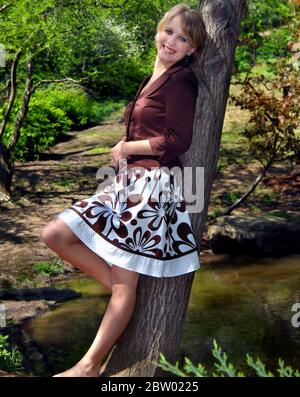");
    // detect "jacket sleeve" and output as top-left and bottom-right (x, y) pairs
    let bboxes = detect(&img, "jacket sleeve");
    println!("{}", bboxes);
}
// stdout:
(148, 70), (198, 165)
